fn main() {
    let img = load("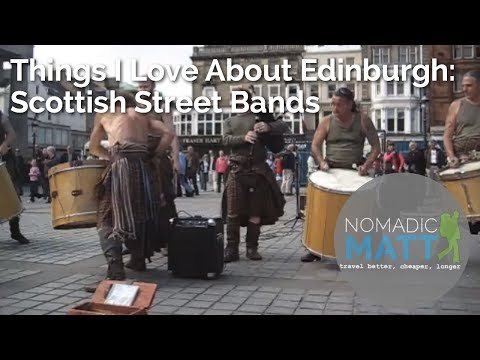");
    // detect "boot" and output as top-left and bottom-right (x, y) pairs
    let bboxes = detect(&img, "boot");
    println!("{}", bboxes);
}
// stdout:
(224, 217), (240, 263)
(9, 217), (29, 245)
(246, 222), (262, 261)
(99, 229), (126, 281)
(125, 255), (147, 272)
